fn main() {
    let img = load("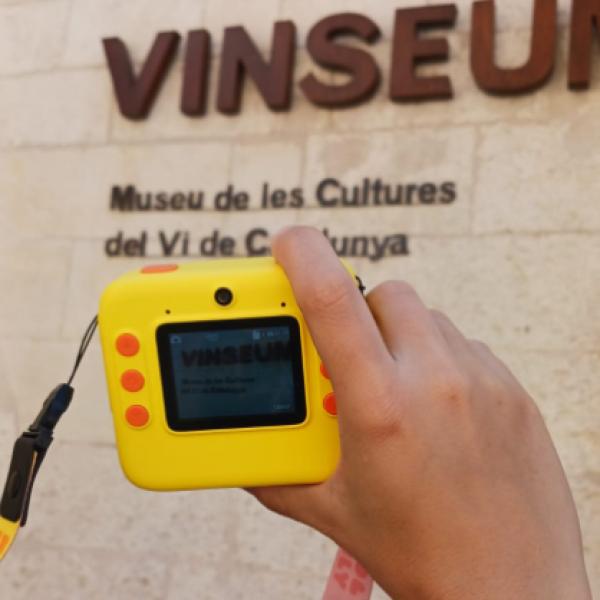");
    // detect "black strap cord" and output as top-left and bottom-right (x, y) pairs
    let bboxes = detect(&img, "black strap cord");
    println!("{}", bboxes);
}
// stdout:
(67, 316), (98, 386)
(0, 315), (98, 527)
